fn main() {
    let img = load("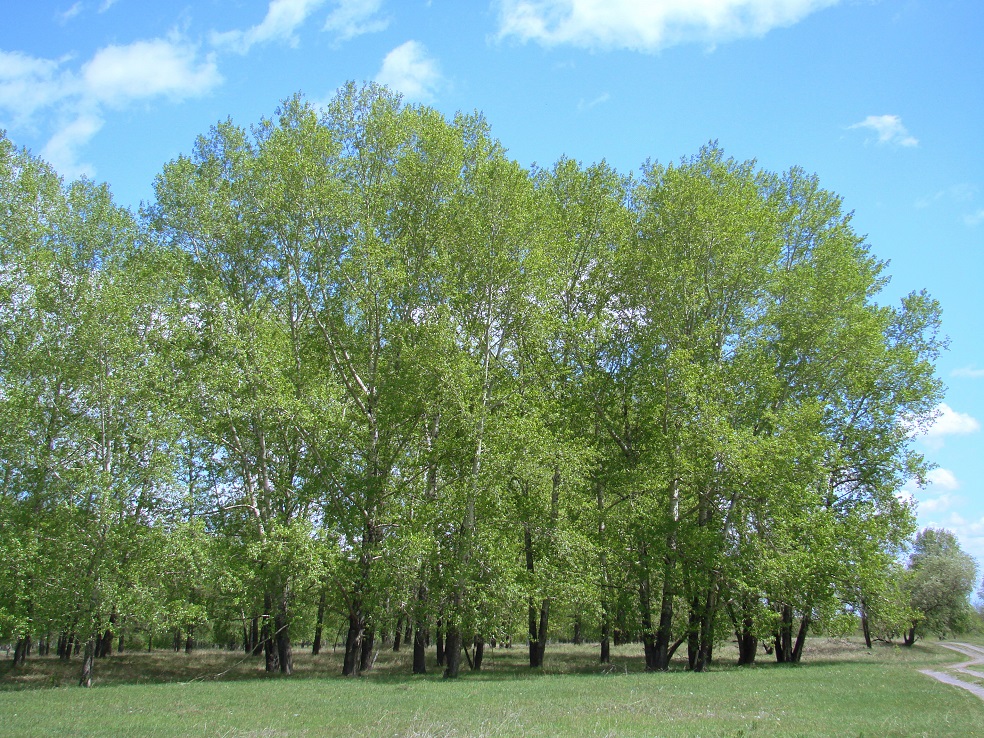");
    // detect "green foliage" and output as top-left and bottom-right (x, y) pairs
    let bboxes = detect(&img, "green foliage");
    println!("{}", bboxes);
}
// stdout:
(905, 528), (978, 640)
(0, 87), (945, 682)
